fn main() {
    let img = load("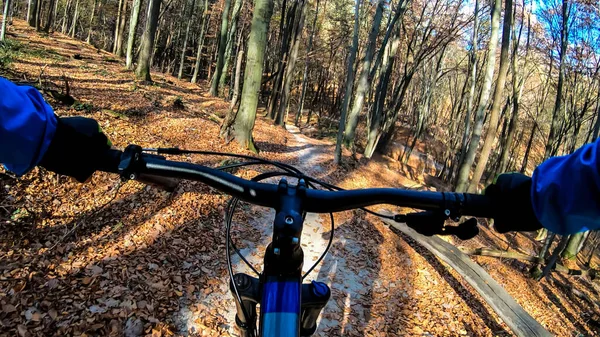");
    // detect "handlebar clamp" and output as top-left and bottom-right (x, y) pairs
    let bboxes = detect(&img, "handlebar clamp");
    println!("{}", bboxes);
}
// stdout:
(119, 145), (145, 181)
